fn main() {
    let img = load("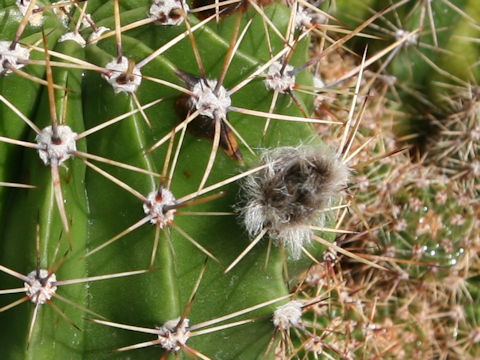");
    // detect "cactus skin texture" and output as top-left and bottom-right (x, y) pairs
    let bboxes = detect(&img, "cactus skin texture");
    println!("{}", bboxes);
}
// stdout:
(0, 1), (329, 359)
